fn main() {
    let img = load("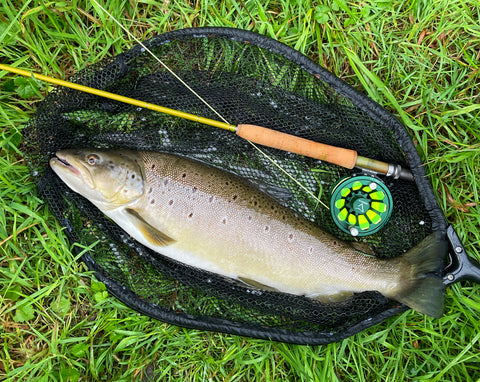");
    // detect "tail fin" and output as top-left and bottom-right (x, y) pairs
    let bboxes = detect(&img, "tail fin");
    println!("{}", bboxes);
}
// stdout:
(393, 232), (448, 318)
